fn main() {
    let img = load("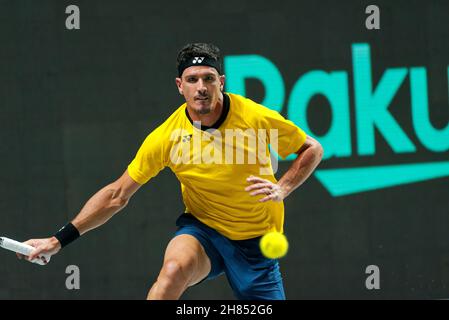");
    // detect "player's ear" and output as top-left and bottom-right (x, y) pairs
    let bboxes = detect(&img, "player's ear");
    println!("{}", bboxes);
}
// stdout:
(219, 74), (225, 92)
(175, 77), (183, 95)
